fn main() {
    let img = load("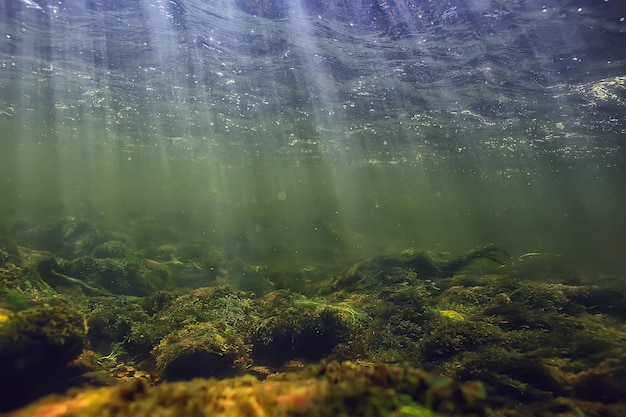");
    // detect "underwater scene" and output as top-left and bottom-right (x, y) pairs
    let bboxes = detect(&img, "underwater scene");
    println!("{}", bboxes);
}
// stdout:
(1, 0), (625, 415)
